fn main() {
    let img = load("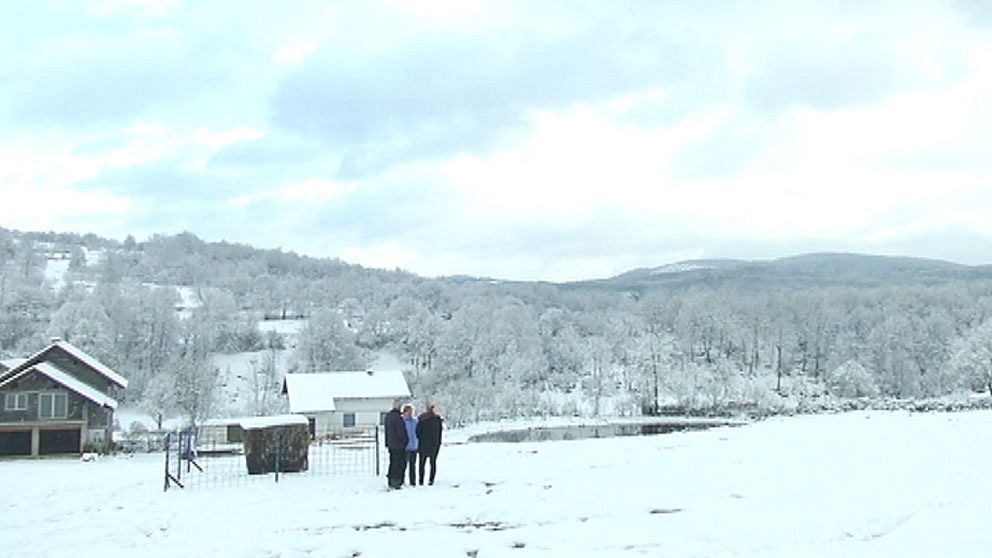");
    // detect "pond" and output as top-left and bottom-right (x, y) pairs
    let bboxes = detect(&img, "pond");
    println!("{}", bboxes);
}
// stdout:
(467, 419), (742, 443)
